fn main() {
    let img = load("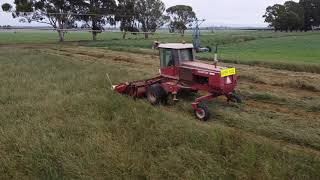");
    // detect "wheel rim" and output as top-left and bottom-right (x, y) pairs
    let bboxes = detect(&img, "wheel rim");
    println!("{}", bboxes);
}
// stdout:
(195, 108), (206, 119)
